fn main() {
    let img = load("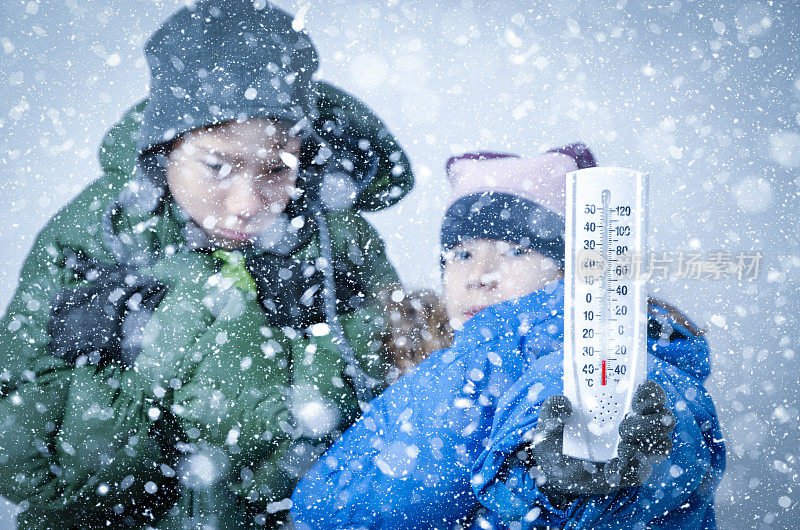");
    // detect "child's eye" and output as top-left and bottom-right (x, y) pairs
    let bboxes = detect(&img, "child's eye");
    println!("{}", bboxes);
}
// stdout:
(454, 249), (471, 261)
(442, 249), (471, 263)
(506, 245), (532, 257)
(255, 166), (293, 187)
(264, 165), (290, 177)
(204, 161), (233, 180)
